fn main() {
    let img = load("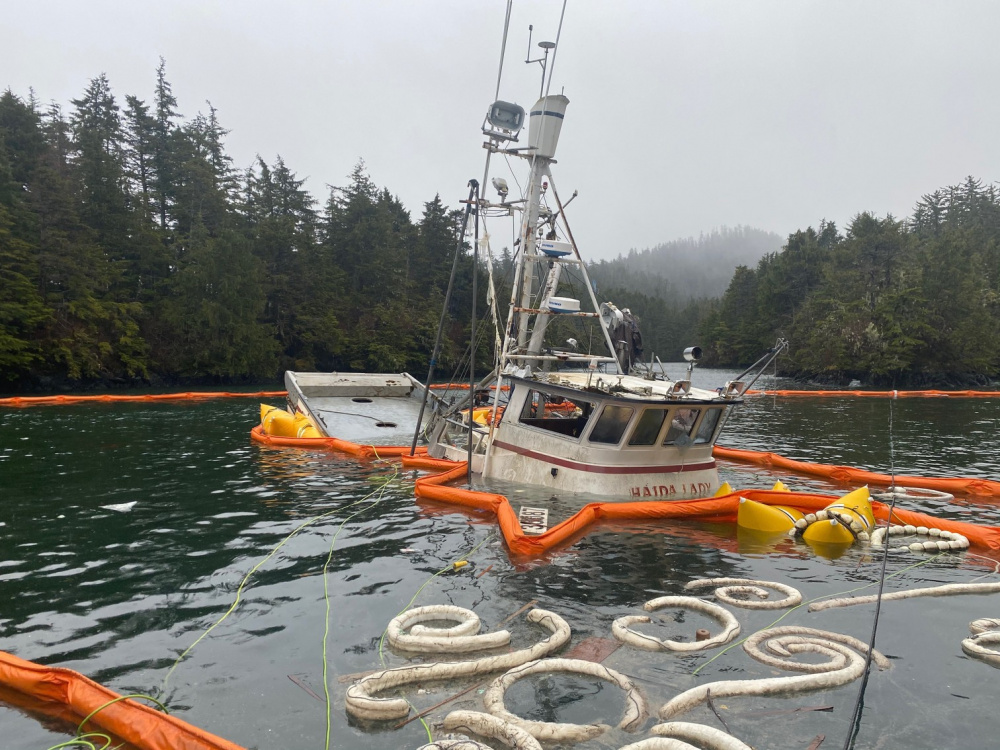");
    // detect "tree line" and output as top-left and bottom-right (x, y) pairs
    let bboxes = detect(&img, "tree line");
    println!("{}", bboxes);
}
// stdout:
(0, 63), (480, 391)
(2, 66), (997, 390)
(697, 177), (1000, 385)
